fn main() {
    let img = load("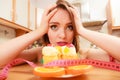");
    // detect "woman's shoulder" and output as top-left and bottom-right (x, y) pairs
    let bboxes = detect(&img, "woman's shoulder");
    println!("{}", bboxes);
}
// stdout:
(81, 48), (110, 61)
(81, 48), (107, 55)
